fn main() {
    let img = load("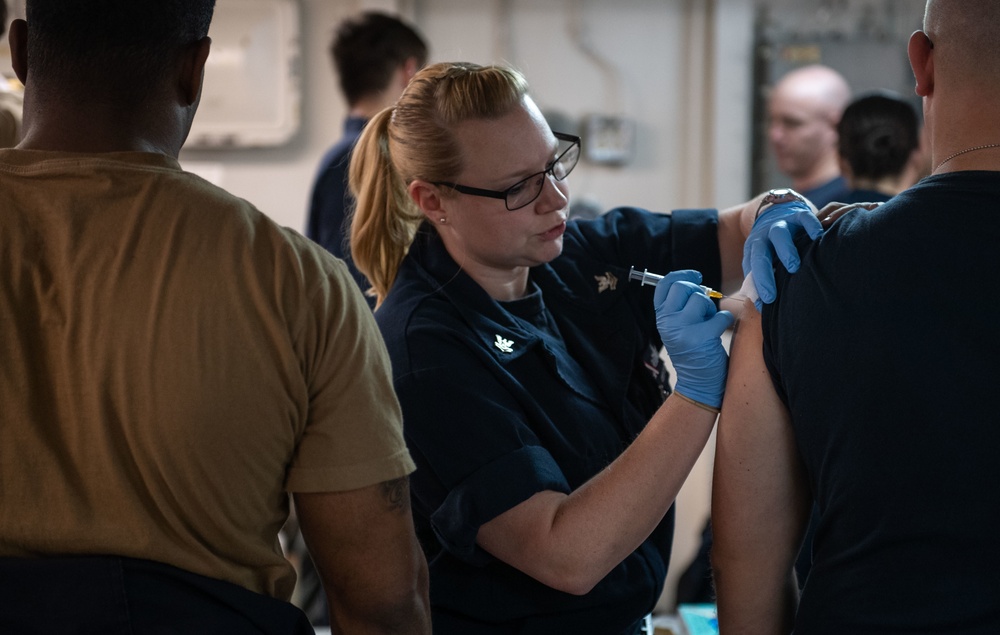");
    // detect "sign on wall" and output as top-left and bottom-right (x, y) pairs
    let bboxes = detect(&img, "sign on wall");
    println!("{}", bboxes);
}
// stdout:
(186, 0), (302, 148)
